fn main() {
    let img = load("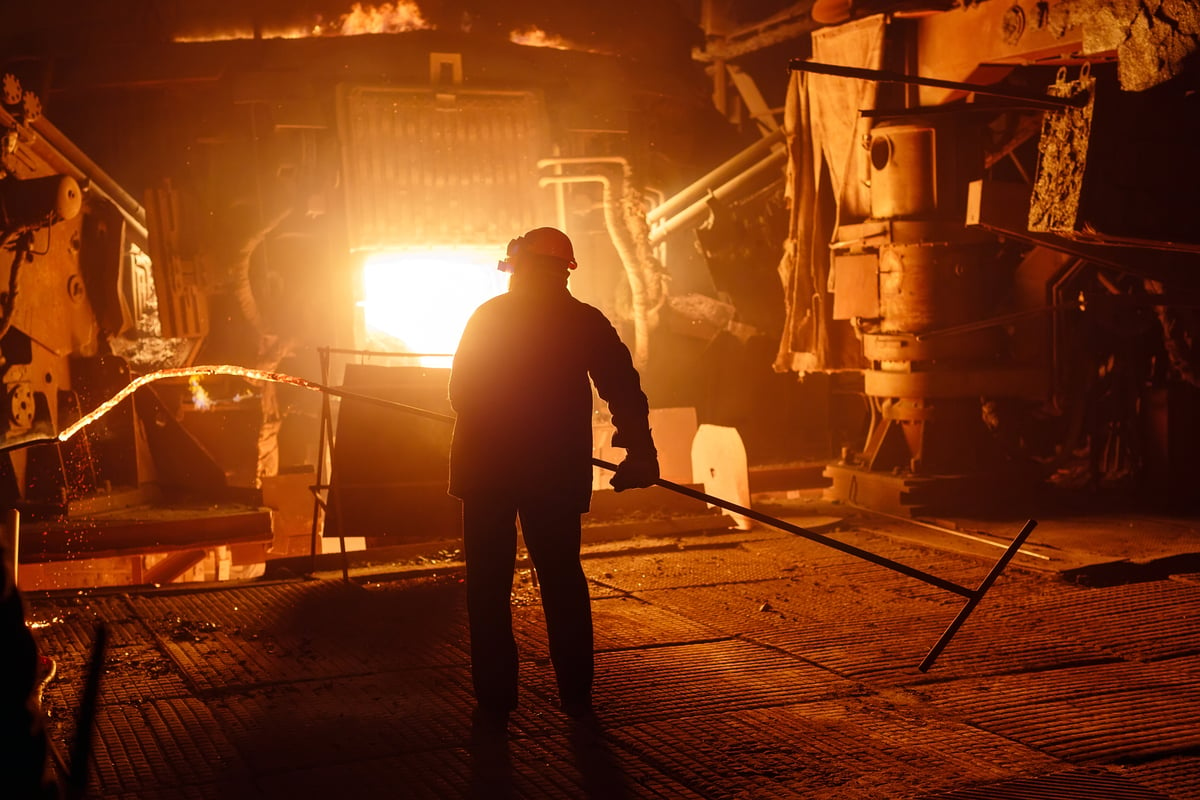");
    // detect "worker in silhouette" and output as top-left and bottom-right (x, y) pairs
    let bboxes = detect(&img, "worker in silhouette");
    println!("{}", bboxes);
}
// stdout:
(449, 226), (659, 721)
